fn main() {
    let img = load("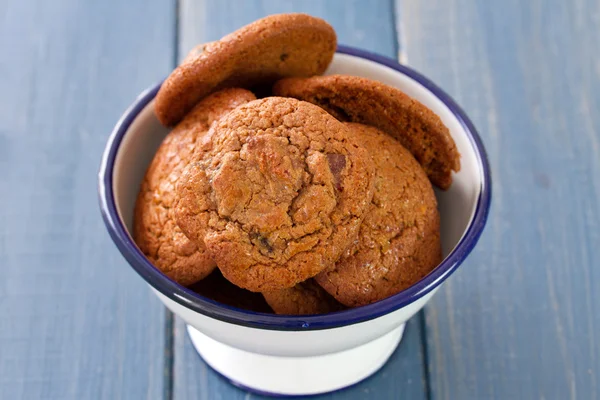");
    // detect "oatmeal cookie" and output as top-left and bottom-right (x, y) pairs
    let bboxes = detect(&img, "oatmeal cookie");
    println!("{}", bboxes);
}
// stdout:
(273, 75), (460, 189)
(315, 123), (442, 306)
(155, 13), (336, 126)
(133, 88), (256, 285)
(174, 97), (375, 291)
